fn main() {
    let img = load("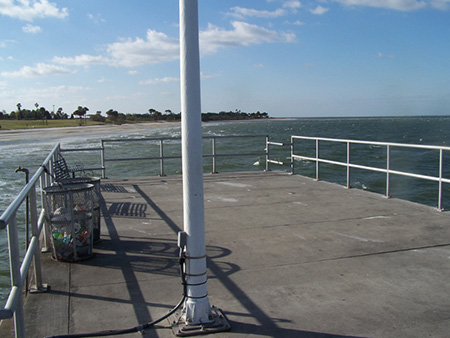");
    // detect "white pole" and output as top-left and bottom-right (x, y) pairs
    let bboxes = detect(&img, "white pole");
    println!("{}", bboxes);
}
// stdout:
(179, 0), (213, 325)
